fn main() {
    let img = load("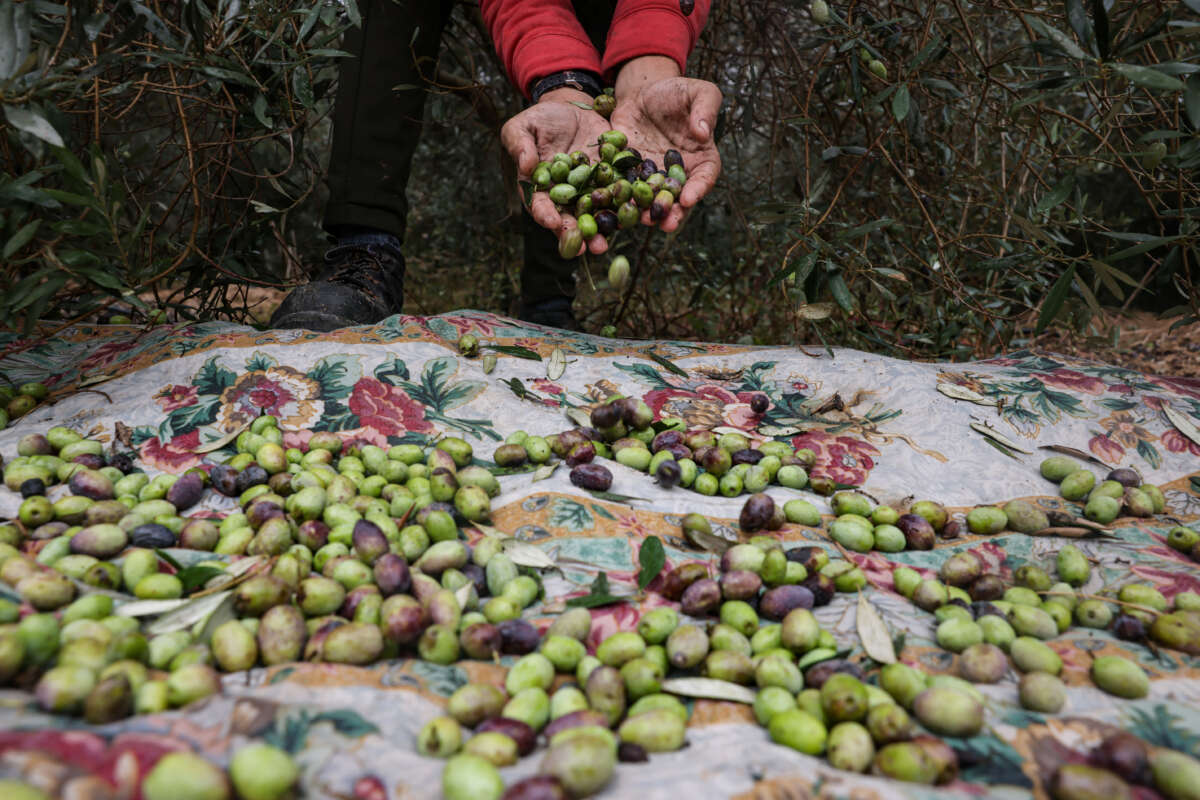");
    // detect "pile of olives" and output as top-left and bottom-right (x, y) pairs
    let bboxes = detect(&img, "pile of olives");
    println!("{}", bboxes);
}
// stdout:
(0, 380), (48, 431)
